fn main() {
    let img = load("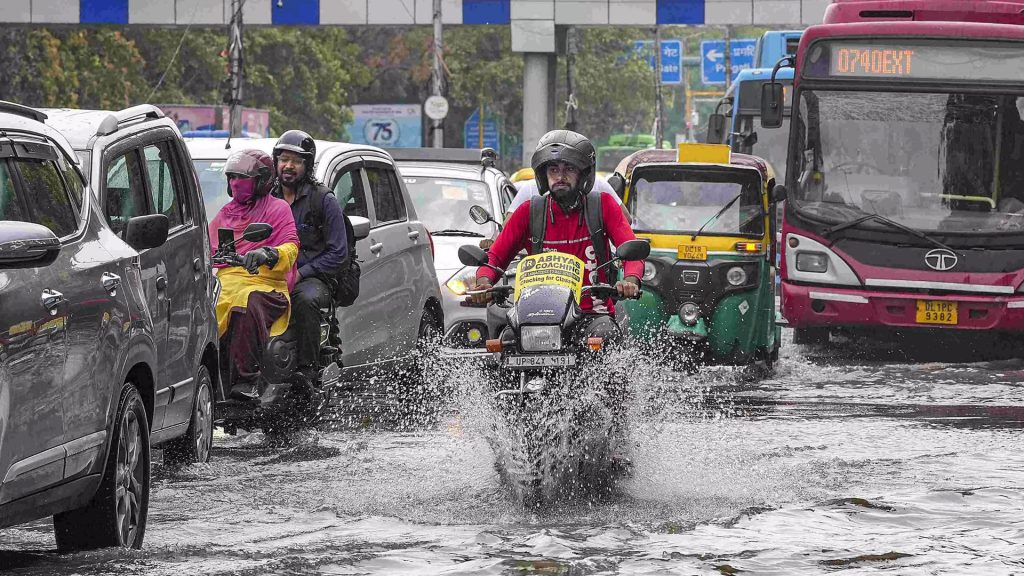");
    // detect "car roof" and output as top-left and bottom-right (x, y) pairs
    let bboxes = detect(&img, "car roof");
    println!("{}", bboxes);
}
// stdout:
(394, 161), (491, 182)
(184, 137), (391, 164)
(41, 105), (176, 150)
(0, 104), (81, 162)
